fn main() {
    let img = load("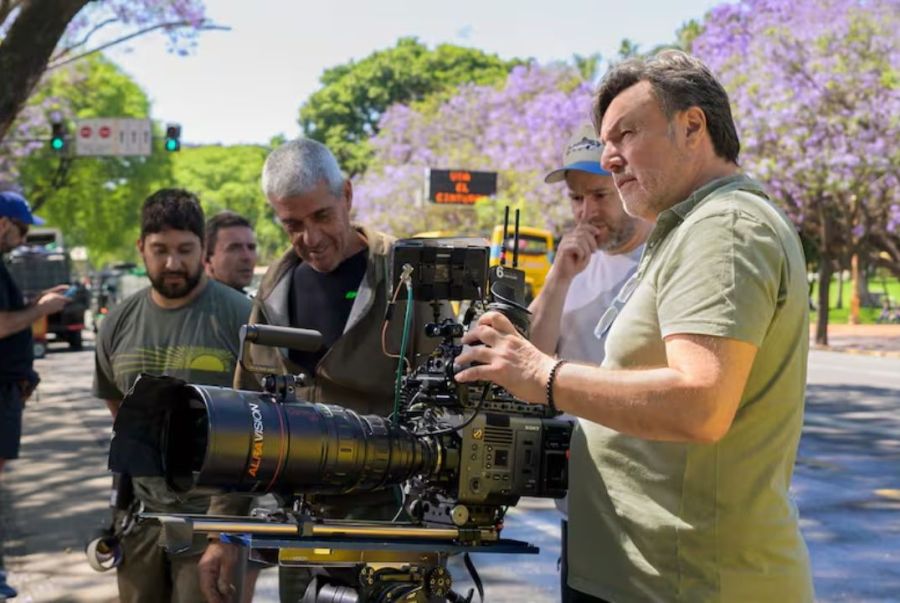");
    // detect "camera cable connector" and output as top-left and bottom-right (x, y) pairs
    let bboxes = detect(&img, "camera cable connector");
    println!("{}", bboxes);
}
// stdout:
(392, 264), (416, 423)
